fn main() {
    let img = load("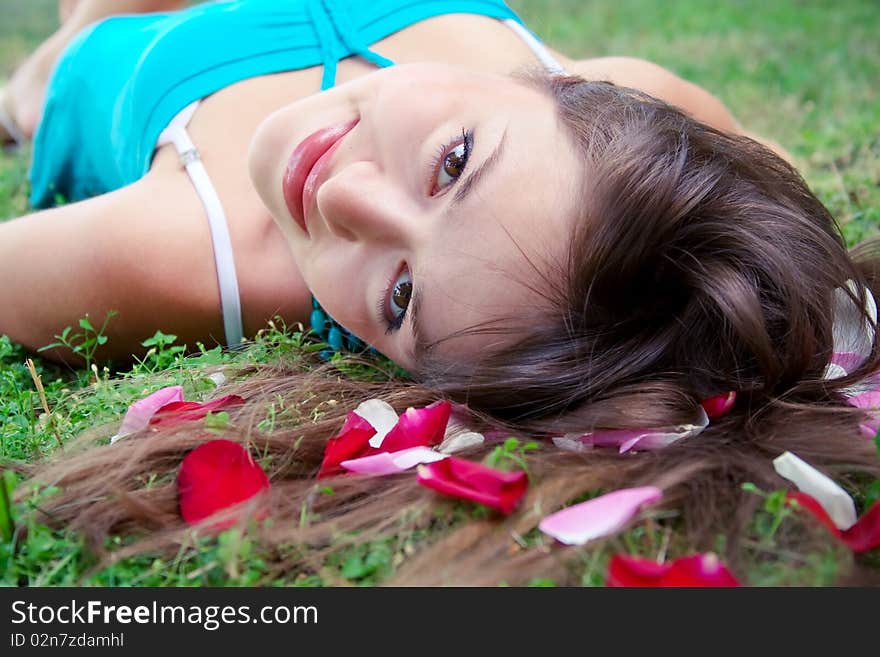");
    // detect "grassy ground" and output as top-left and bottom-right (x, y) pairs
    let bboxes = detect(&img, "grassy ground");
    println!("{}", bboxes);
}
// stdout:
(1, 0), (878, 586)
